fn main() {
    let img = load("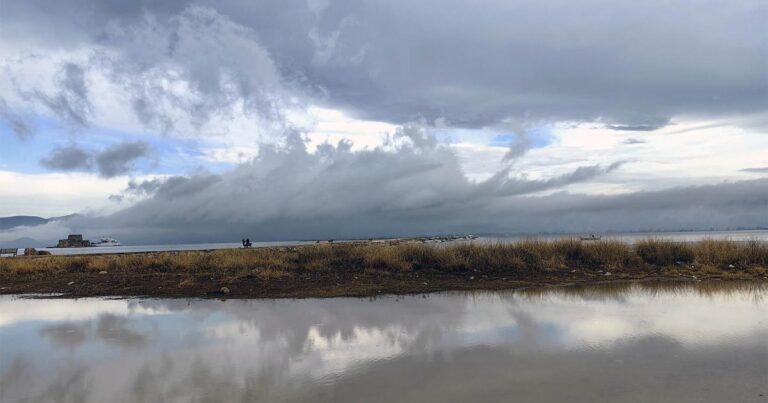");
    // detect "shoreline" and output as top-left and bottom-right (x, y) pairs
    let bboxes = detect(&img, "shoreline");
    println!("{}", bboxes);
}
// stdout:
(3, 276), (765, 301)
(1, 240), (766, 299)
